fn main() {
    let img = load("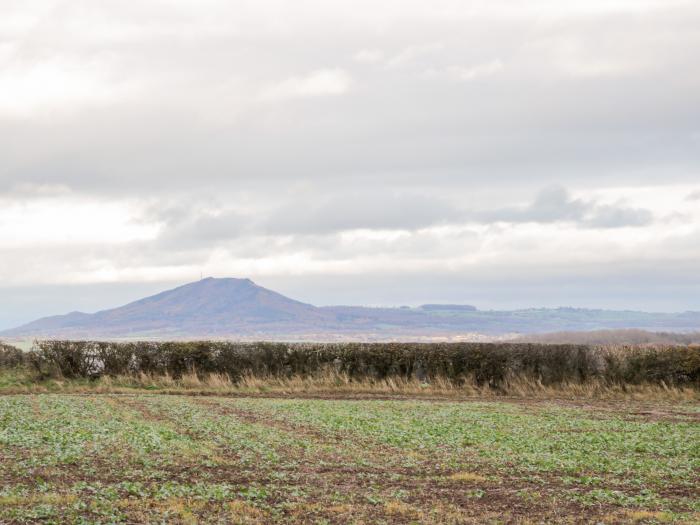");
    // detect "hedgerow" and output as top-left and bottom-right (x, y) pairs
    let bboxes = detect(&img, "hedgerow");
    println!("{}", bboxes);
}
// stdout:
(19, 340), (700, 387)
(0, 342), (24, 368)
